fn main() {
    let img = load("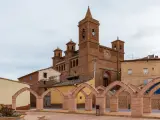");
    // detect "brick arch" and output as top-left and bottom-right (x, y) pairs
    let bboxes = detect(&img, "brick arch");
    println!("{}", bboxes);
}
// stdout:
(129, 84), (141, 92)
(71, 83), (98, 98)
(12, 87), (39, 99)
(115, 87), (125, 97)
(96, 86), (105, 91)
(41, 88), (64, 98)
(102, 81), (135, 96)
(138, 77), (160, 97)
(81, 90), (88, 97)
(115, 84), (140, 97)
(68, 86), (87, 97)
(148, 84), (160, 97)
